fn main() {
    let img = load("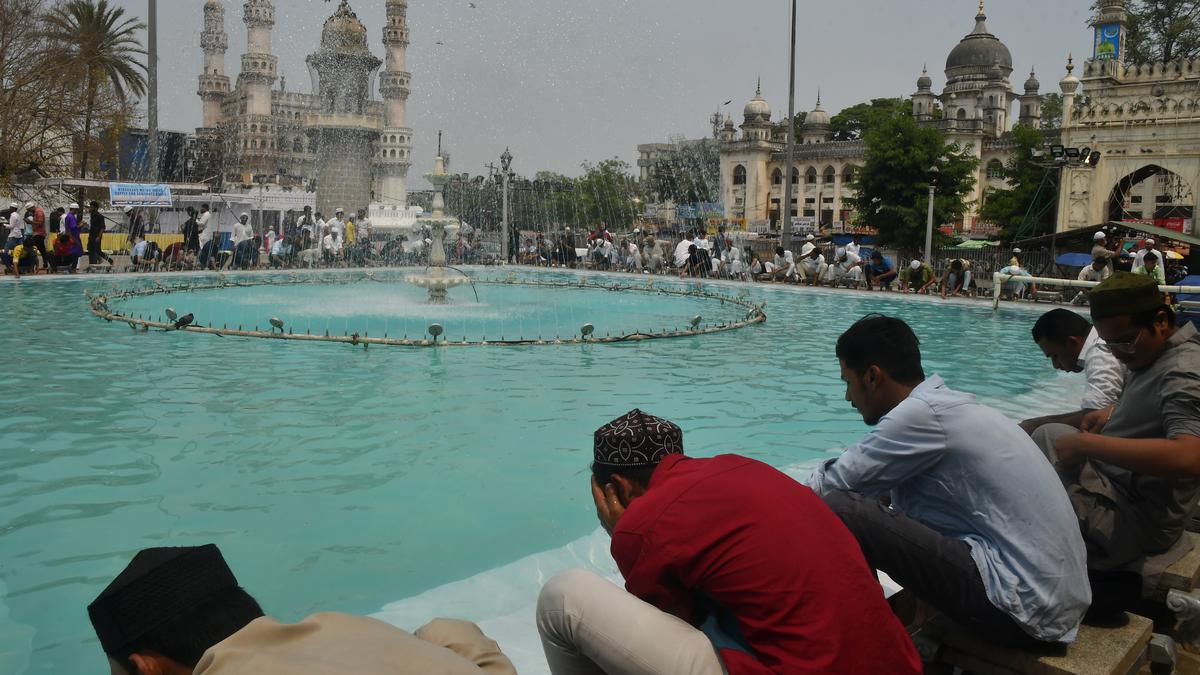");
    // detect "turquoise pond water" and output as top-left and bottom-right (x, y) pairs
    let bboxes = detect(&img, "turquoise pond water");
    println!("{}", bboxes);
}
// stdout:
(0, 268), (1083, 673)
